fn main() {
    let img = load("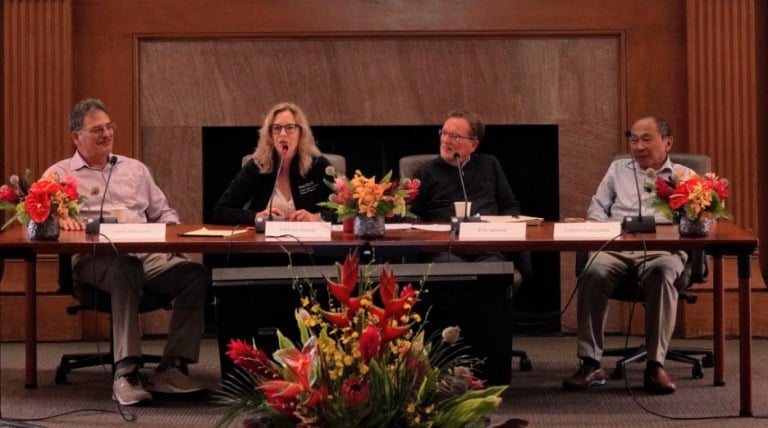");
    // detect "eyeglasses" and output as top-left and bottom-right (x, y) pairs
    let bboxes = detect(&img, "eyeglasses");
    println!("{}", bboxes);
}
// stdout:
(270, 123), (300, 135)
(79, 122), (117, 136)
(438, 129), (476, 143)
